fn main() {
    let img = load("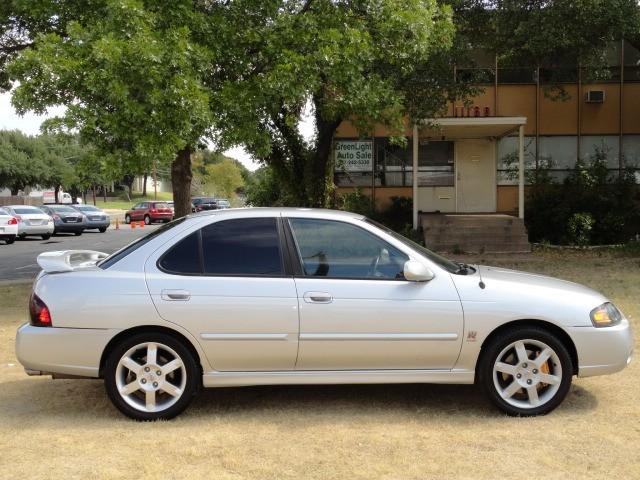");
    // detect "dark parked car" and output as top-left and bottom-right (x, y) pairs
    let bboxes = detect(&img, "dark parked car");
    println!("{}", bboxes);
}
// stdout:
(38, 205), (85, 235)
(124, 201), (174, 225)
(191, 197), (218, 212)
(71, 204), (110, 232)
